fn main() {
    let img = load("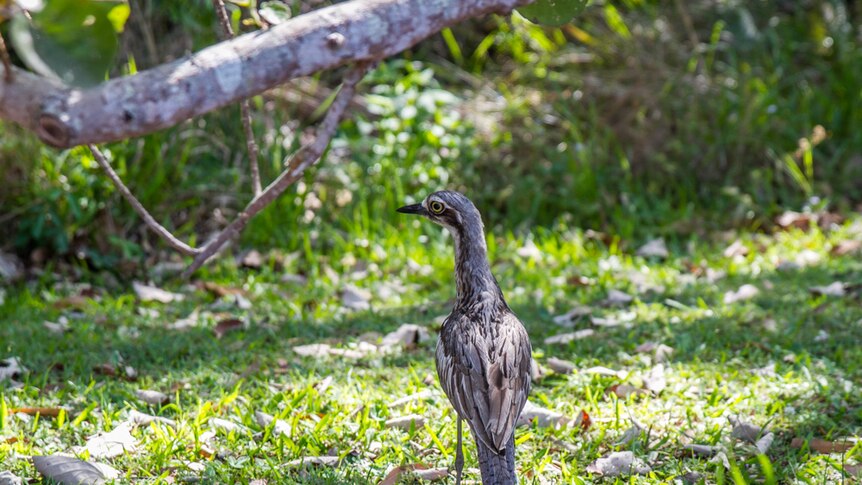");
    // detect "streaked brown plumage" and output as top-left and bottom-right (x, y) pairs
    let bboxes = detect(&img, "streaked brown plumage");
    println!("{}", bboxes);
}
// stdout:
(398, 191), (532, 485)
